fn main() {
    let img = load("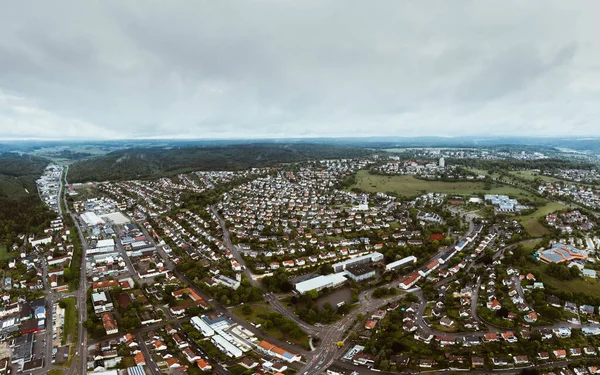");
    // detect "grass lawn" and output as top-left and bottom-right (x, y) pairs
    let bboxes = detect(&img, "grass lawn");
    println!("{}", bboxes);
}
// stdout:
(517, 202), (567, 237)
(0, 244), (17, 260)
(352, 171), (489, 197)
(59, 297), (77, 345)
(509, 170), (562, 183)
(47, 370), (65, 375)
(233, 303), (310, 350)
(352, 170), (540, 201)
(525, 261), (600, 296)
